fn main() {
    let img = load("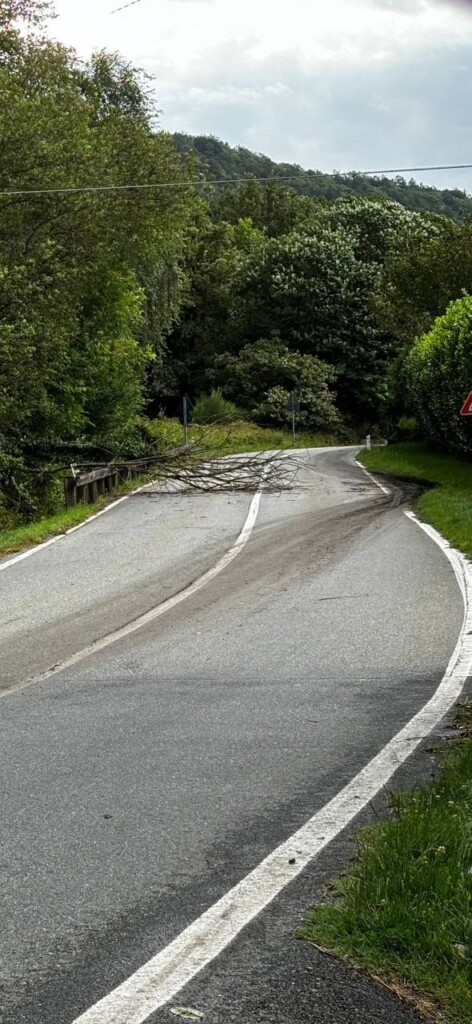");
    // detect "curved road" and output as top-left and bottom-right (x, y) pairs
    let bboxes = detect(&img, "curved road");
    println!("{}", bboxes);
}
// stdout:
(0, 447), (464, 1024)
